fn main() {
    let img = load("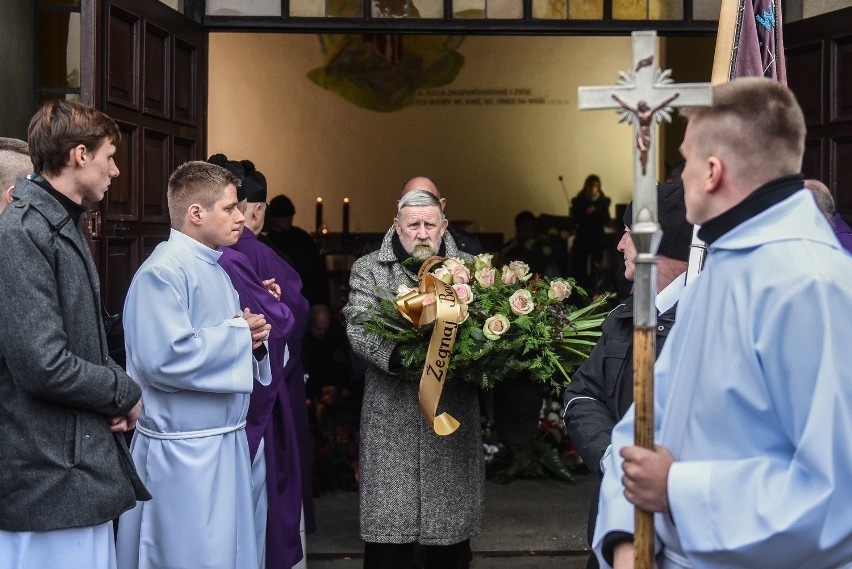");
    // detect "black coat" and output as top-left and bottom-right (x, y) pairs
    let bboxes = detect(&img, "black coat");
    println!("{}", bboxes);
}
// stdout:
(563, 296), (677, 476)
(562, 296), (676, 555)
